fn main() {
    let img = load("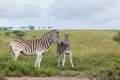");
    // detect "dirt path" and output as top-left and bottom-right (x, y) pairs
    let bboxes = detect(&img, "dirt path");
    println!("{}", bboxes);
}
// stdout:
(5, 77), (91, 80)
